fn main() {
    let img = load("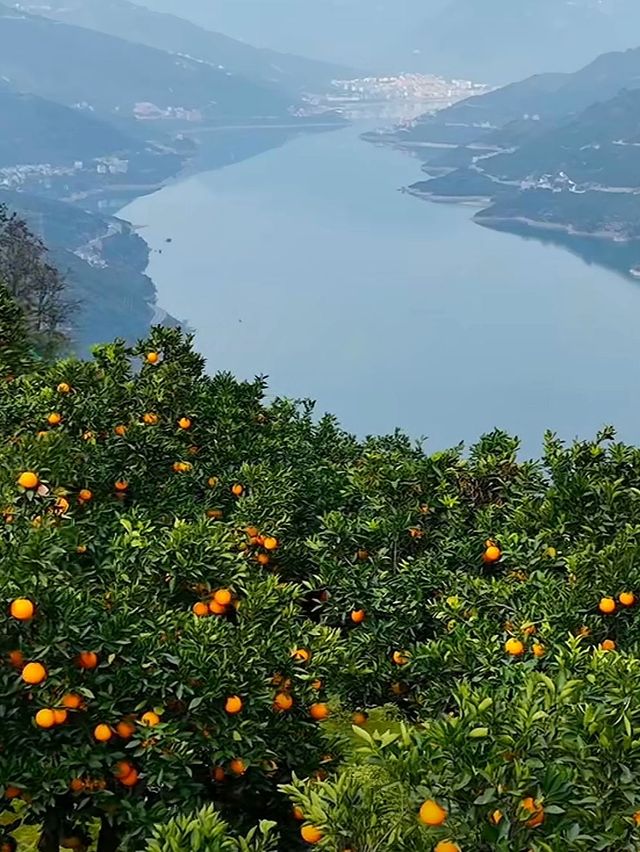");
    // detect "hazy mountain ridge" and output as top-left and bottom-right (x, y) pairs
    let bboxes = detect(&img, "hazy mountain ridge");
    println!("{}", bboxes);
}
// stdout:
(135, 0), (640, 85)
(17, 0), (353, 94)
(0, 85), (134, 166)
(0, 2), (295, 121)
(406, 0), (640, 83)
